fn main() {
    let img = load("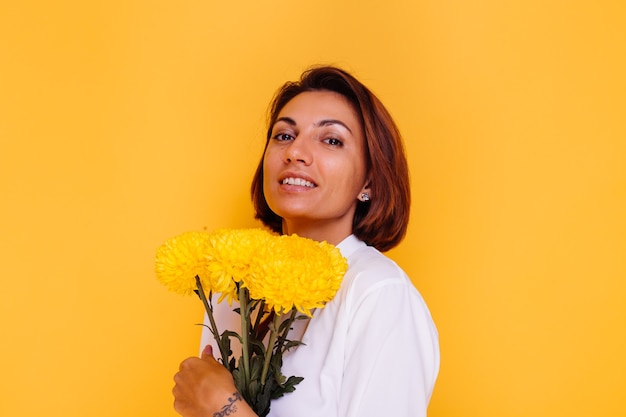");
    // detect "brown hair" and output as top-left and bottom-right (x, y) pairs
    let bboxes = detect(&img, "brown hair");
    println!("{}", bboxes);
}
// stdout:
(250, 66), (410, 252)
